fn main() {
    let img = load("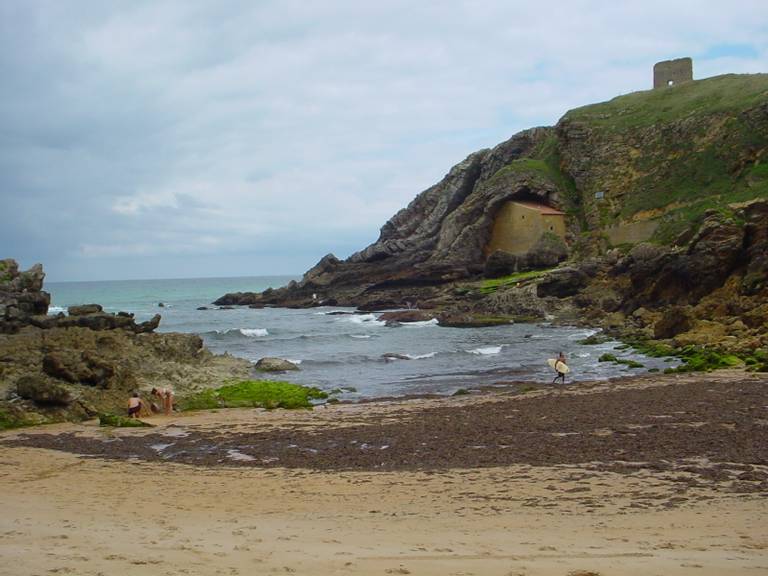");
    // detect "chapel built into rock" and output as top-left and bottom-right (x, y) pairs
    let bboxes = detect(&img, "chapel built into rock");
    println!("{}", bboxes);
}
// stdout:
(484, 201), (566, 257)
